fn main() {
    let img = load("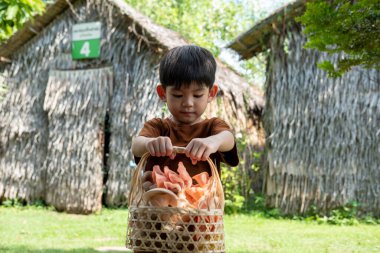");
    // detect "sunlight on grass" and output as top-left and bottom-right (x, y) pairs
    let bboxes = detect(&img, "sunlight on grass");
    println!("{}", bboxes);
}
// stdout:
(224, 214), (380, 253)
(0, 207), (379, 253)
